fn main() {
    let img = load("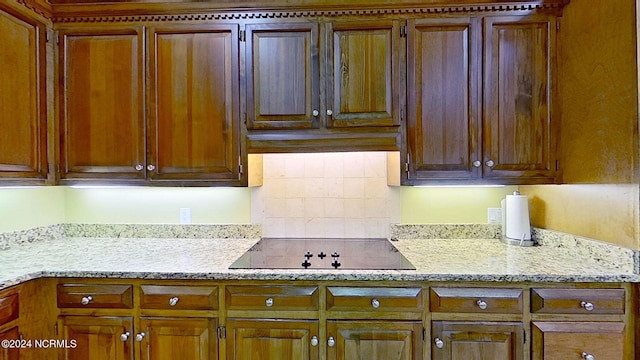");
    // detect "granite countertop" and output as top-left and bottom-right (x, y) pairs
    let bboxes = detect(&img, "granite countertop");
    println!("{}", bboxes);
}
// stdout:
(1, 231), (638, 290)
